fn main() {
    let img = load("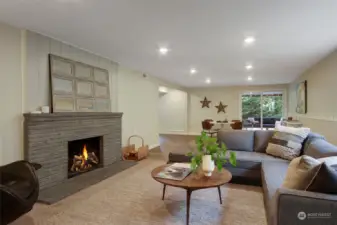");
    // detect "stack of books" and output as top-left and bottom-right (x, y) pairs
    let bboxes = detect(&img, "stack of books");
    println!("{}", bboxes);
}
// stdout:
(155, 163), (192, 181)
